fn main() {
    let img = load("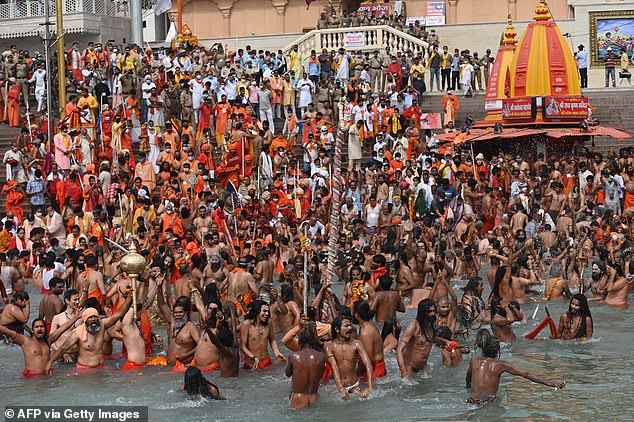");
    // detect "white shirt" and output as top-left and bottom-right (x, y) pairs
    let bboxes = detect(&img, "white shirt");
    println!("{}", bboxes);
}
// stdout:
(141, 80), (156, 100)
